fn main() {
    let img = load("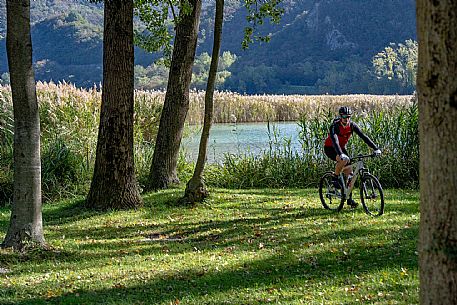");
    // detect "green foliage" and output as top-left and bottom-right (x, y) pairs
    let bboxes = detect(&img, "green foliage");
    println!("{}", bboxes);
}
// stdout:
(192, 51), (237, 89)
(372, 39), (417, 91)
(242, 0), (285, 49)
(0, 87), (13, 206)
(134, 0), (178, 65)
(348, 99), (419, 188)
(0, 188), (419, 304)
(0, 84), (164, 204)
(134, 63), (169, 90)
(0, 85), (416, 205)
(134, 51), (237, 90)
(41, 138), (86, 201)
(206, 99), (419, 189)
